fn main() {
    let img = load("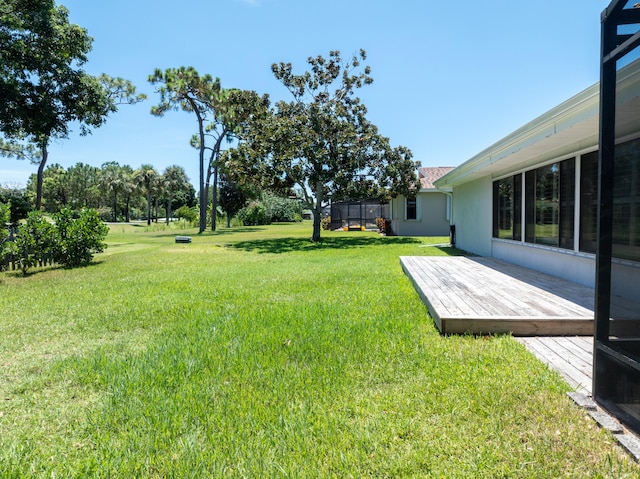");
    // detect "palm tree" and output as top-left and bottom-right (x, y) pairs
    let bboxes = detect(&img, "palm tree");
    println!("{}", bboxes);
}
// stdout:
(120, 165), (135, 222)
(101, 161), (124, 222)
(133, 164), (158, 226)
